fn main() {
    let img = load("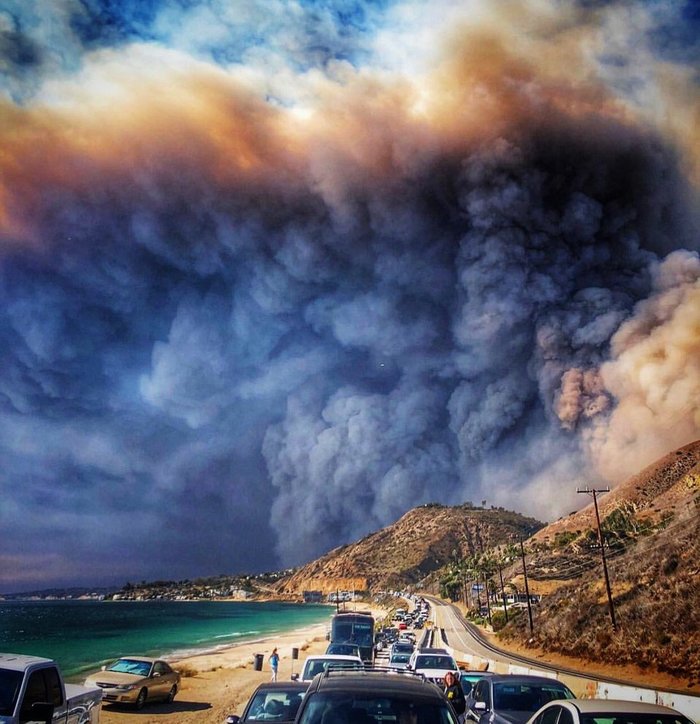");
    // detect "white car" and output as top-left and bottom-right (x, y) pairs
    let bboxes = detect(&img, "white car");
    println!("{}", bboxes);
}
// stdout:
(526, 698), (693, 724)
(407, 649), (459, 684)
(296, 654), (364, 682)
